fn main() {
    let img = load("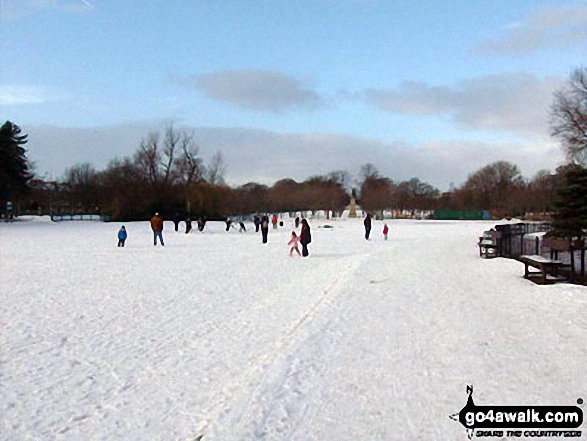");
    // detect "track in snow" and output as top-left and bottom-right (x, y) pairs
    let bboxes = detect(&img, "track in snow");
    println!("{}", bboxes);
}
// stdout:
(1, 219), (586, 440)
